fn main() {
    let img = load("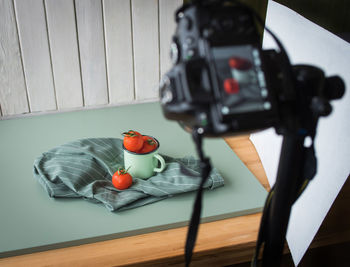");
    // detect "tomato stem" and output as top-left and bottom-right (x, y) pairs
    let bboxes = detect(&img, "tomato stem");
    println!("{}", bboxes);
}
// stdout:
(146, 138), (156, 145)
(122, 130), (141, 138)
(117, 166), (131, 175)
